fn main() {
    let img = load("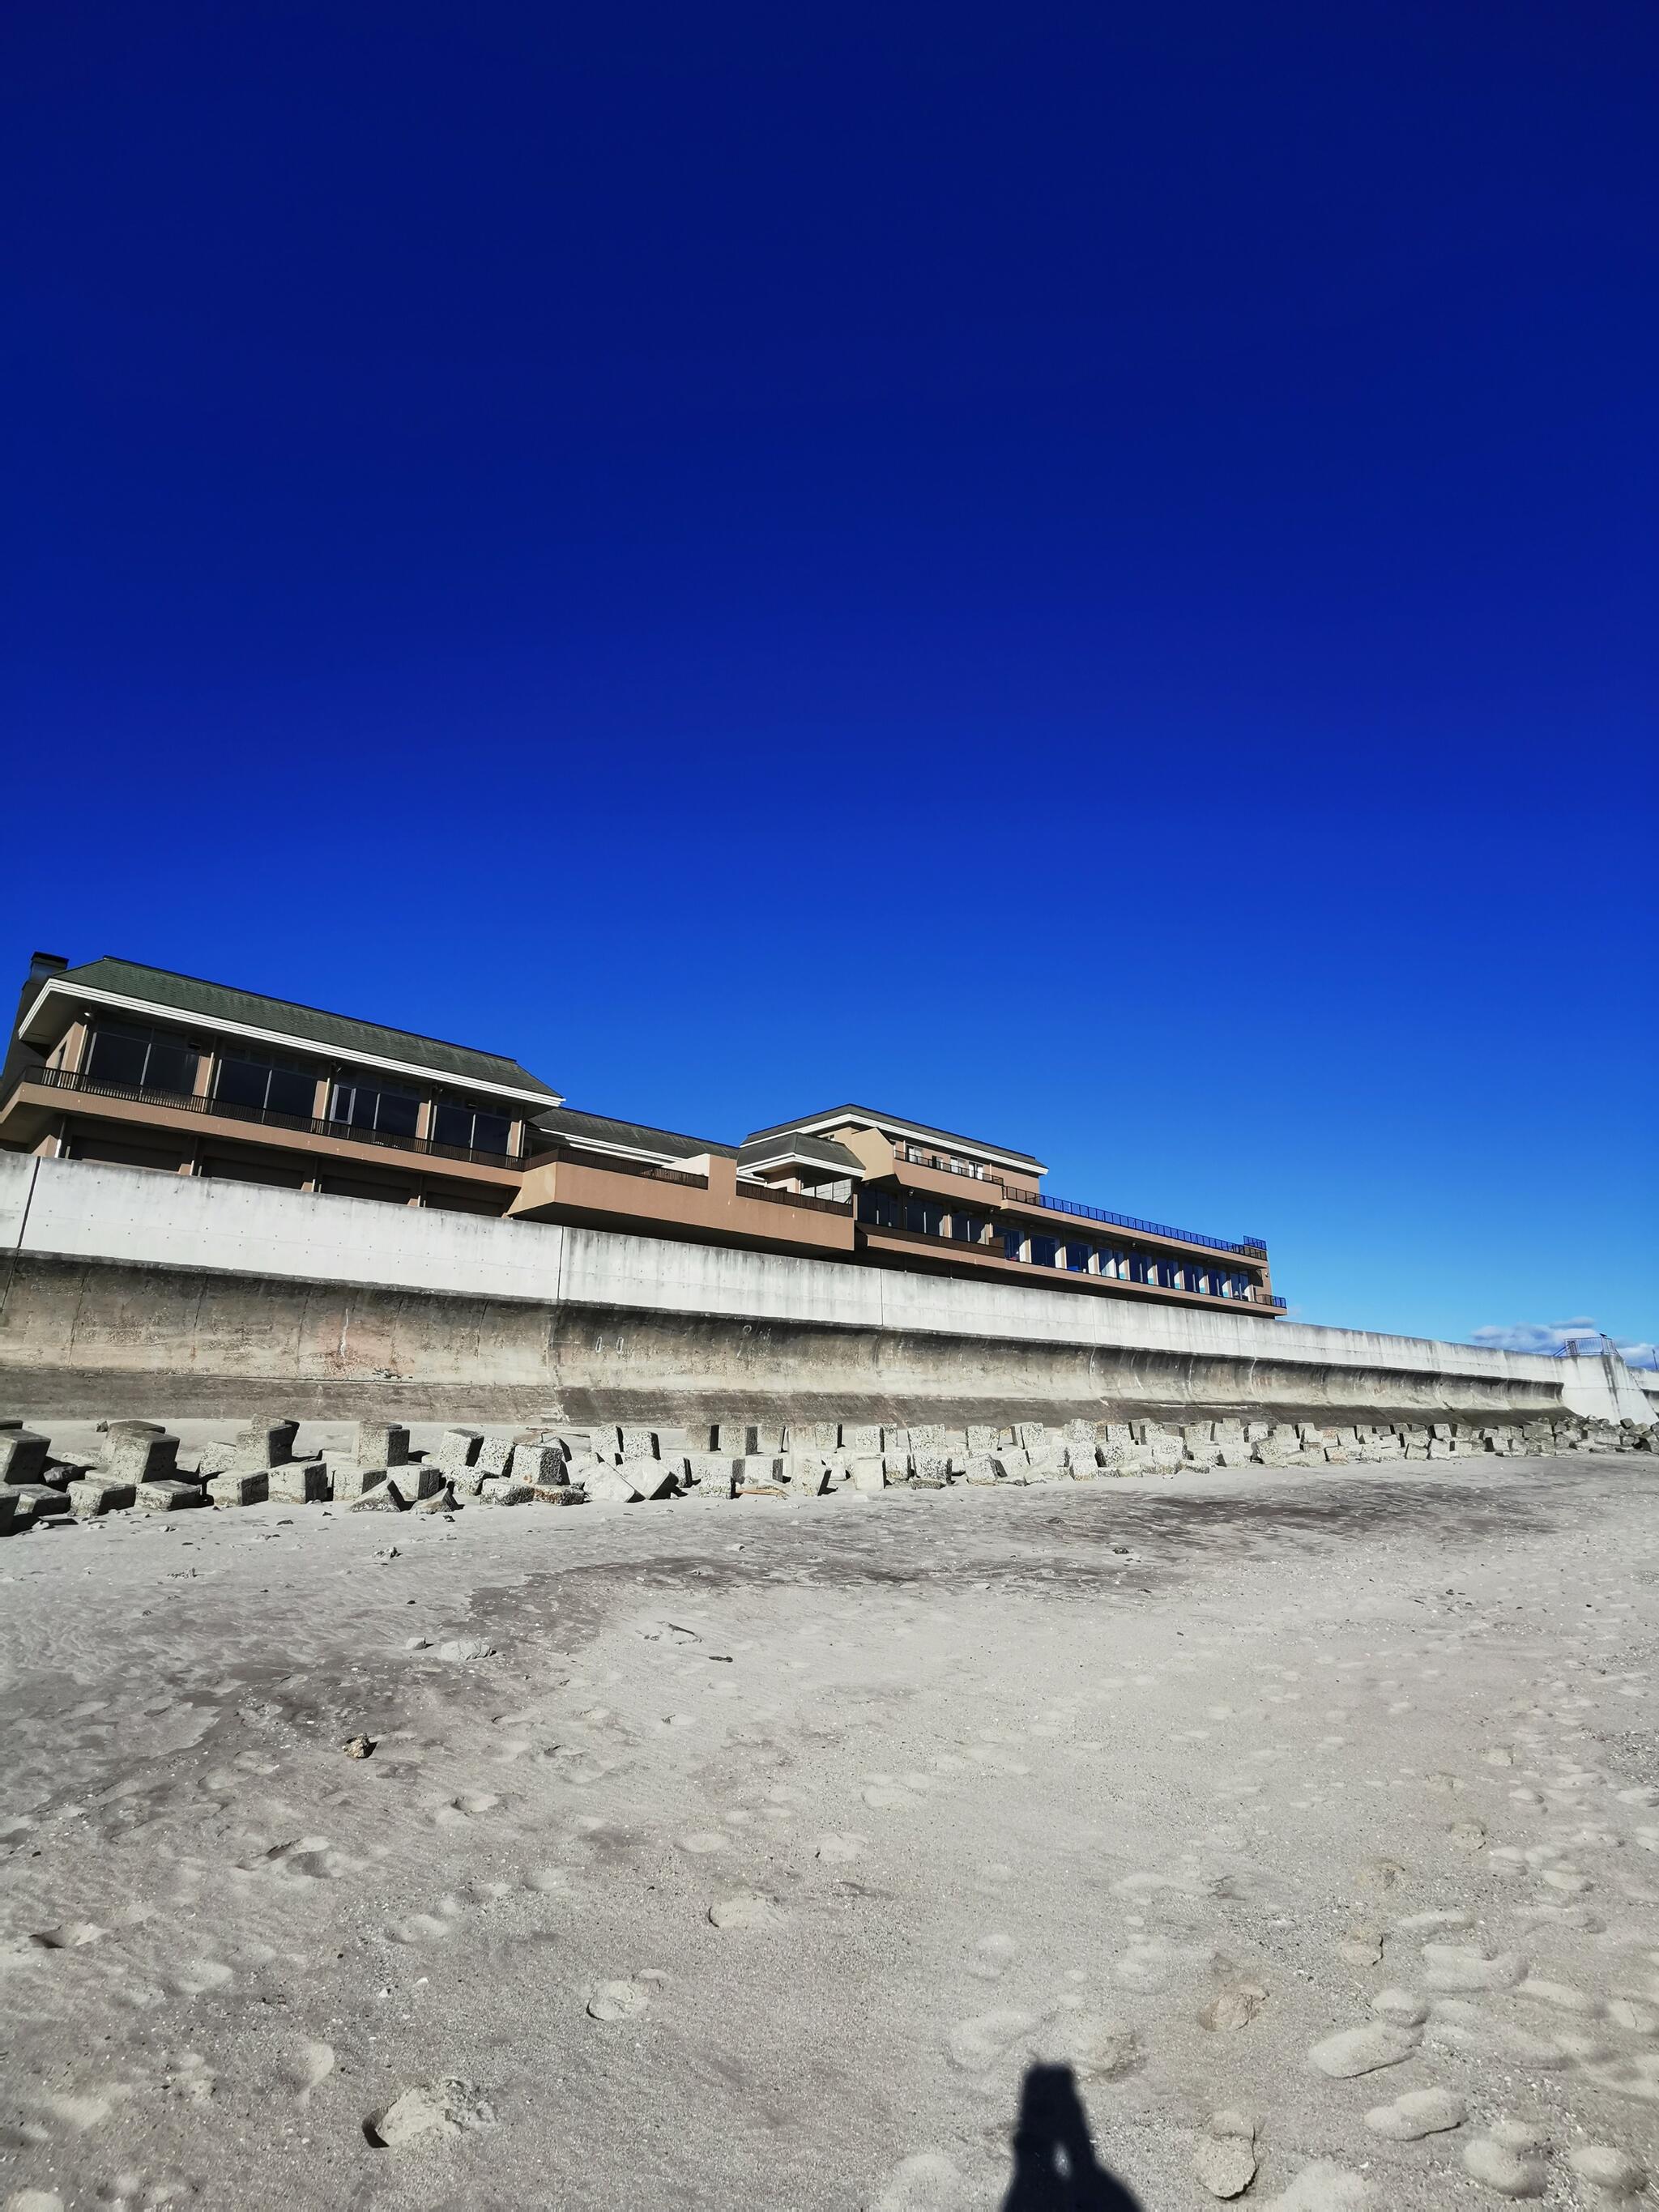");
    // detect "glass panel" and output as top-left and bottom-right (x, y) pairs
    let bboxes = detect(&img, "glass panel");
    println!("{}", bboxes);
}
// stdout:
(143, 1038), (198, 1096)
(1030, 1235), (1060, 1268)
(1065, 1244), (1092, 1272)
(951, 1213), (983, 1243)
(266, 1066), (316, 1118)
(215, 1057), (270, 1110)
(471, 1110), (510, 1156)
(85, 1027), (148, 1086)
(433, 1102), (471, 1148)
(1003, 1229), (1025, 1260)
(374, 1089), (420, 1137)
